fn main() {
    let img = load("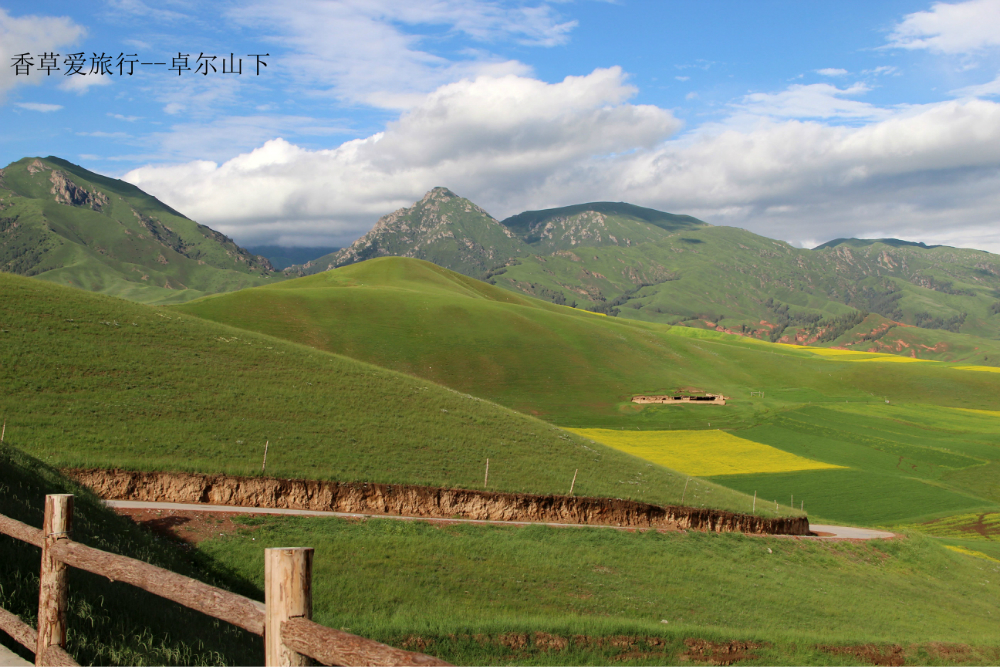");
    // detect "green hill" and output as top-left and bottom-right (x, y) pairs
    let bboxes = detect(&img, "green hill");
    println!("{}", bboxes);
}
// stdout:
(0, 270), (761, 515)
(0, 157), (281, 304)
(175, 256), (1000, 526)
